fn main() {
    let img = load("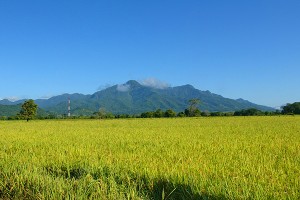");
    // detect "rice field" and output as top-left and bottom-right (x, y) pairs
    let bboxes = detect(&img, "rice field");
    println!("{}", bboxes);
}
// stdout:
(0, 116), (299, 199)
